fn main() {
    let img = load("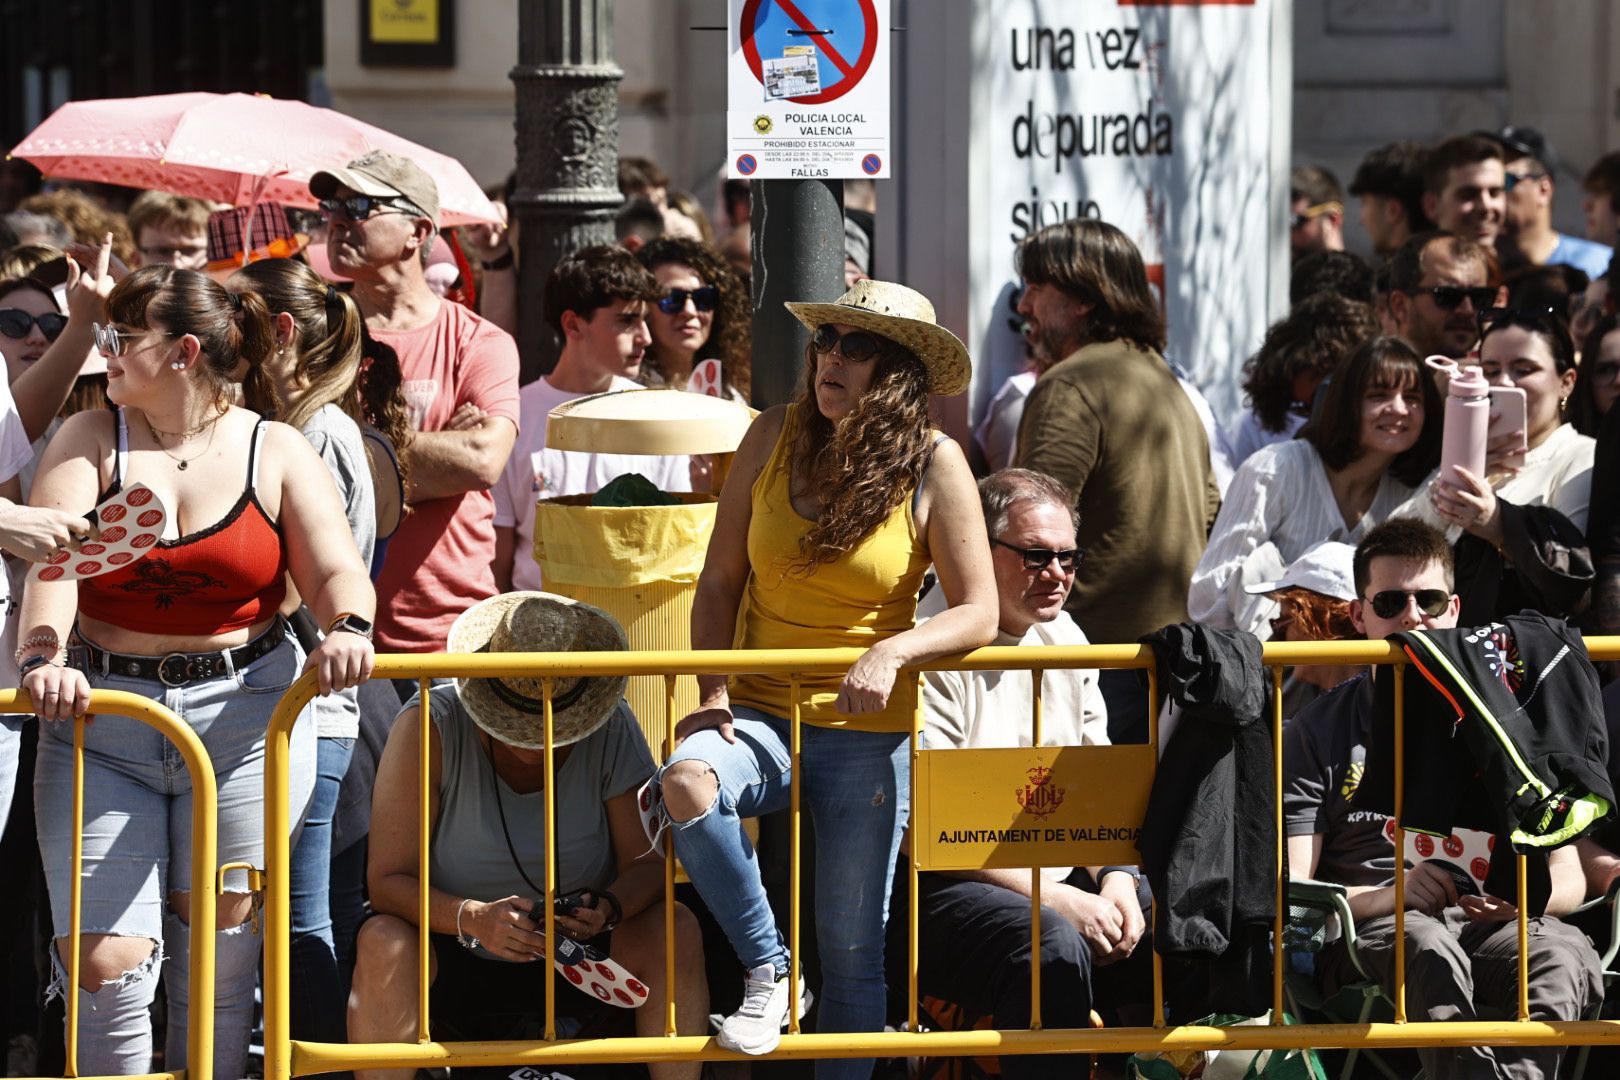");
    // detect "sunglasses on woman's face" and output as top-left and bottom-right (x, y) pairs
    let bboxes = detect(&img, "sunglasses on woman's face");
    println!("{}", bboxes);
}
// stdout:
(0, 309), (67, 341)
(1366, 588), (1451, 619)
(812, 324), (883, 363)
(656, 285), (719, 314)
